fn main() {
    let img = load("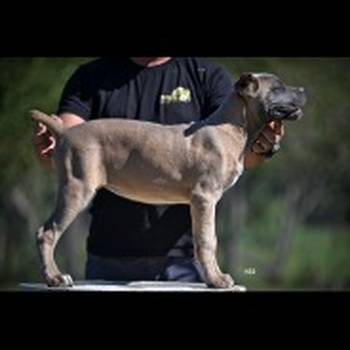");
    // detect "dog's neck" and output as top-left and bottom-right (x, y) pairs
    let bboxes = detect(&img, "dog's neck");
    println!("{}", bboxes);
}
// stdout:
(207, 91), (267, 149)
